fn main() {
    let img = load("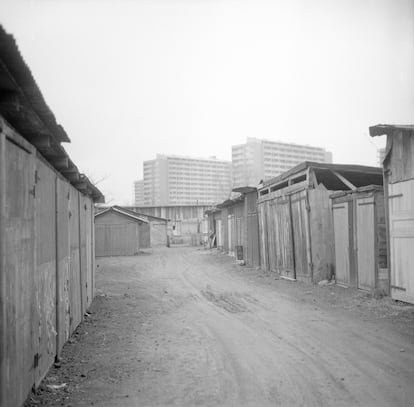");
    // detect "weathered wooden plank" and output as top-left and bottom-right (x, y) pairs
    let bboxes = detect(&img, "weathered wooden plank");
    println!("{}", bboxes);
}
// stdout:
(356, 197), (376, 291)
(388, 179), (414, 303)
(333, 202), (350, 286)
(0, 130), (5, 407)
(290, 190), (309, 281)
(56, 177), (71, 356)
(1, 135), (36, 407)
(34, 157), (57, 386)
(69, 187), (82, 334)
(85, 198), (93, 308)
(309, 188), (335, 282)
(79, 194), (88, 316)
